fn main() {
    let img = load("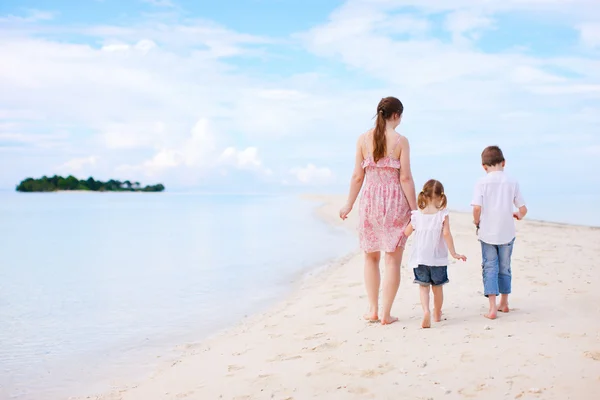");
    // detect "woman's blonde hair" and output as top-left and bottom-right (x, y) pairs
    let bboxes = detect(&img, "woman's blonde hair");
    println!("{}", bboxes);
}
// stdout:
(417, 179), (447, 210)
